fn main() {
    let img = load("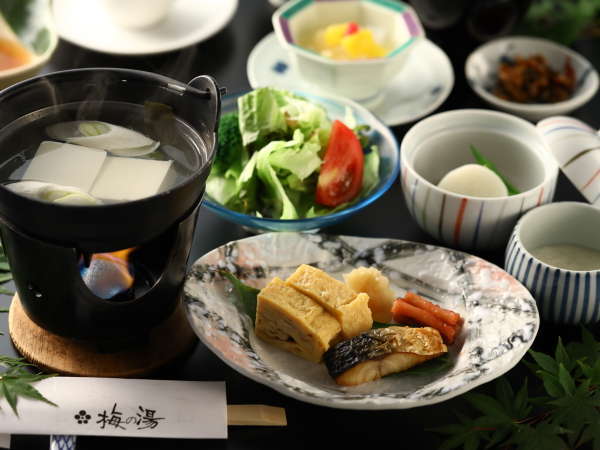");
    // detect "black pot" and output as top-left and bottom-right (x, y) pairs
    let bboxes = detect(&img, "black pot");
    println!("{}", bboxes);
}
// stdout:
(0, 68), (221, 252)
(0, 68), (221, 340)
